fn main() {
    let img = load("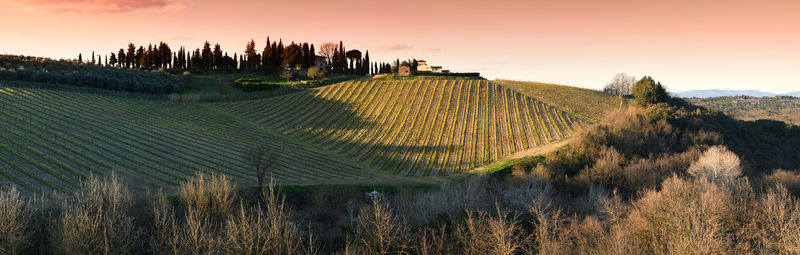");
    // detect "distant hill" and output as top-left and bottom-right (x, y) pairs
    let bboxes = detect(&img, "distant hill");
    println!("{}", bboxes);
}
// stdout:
(675, 89), (777, 98)
(782, 91), (800, 97)
(686, 96), (800, 125)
